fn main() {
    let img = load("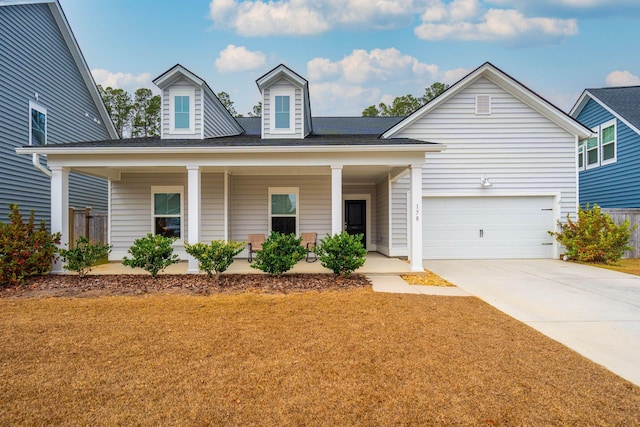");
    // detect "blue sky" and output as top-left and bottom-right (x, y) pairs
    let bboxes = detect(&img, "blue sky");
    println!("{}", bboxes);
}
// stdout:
(59, 0), (640, 117)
